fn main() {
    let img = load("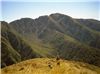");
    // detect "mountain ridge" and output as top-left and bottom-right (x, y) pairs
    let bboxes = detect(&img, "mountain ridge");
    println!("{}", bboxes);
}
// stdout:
(1, 13), (100, 68)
